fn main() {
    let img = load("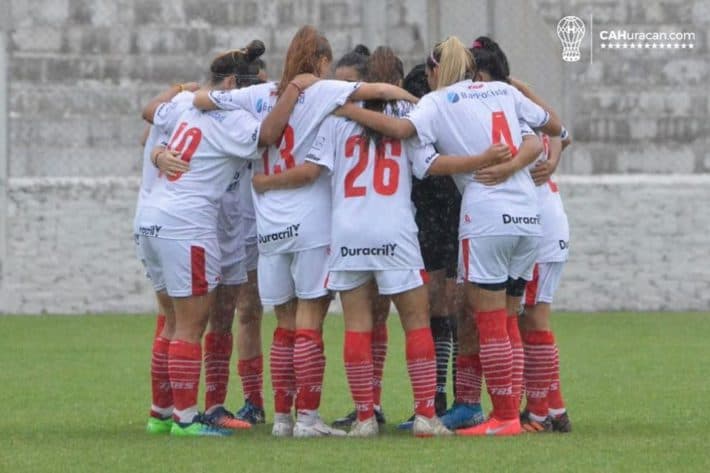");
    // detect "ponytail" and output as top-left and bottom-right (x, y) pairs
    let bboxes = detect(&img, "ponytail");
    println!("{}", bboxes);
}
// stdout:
(430, 36), (475, 89)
